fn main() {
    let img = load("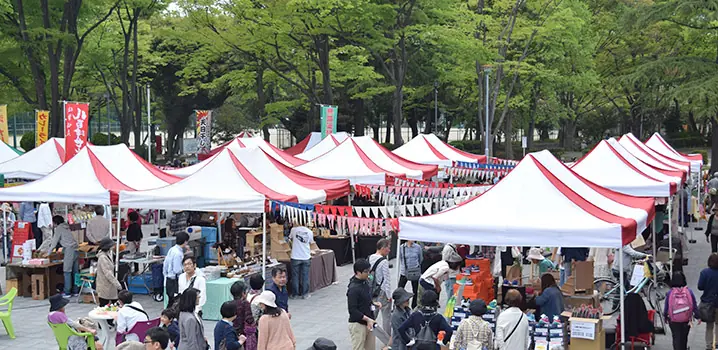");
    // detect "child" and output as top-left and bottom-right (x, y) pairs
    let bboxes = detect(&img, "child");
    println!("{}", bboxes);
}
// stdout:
(160, 308), (180, 347)
(214, 301), (247, 350)
(391, 288), (414, 350)
(664, 272), (699, 350)
(47, 294), (104, 350)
